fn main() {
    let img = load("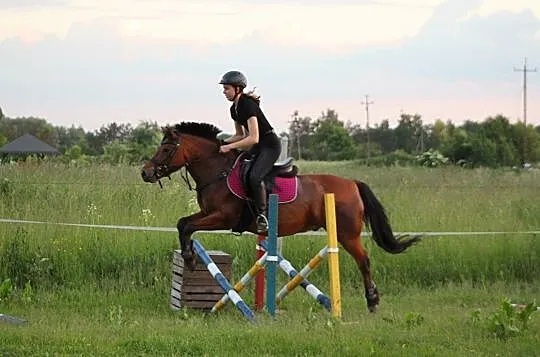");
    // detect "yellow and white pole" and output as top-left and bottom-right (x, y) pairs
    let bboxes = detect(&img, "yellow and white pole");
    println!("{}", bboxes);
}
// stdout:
(325, 193), (342, 319)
